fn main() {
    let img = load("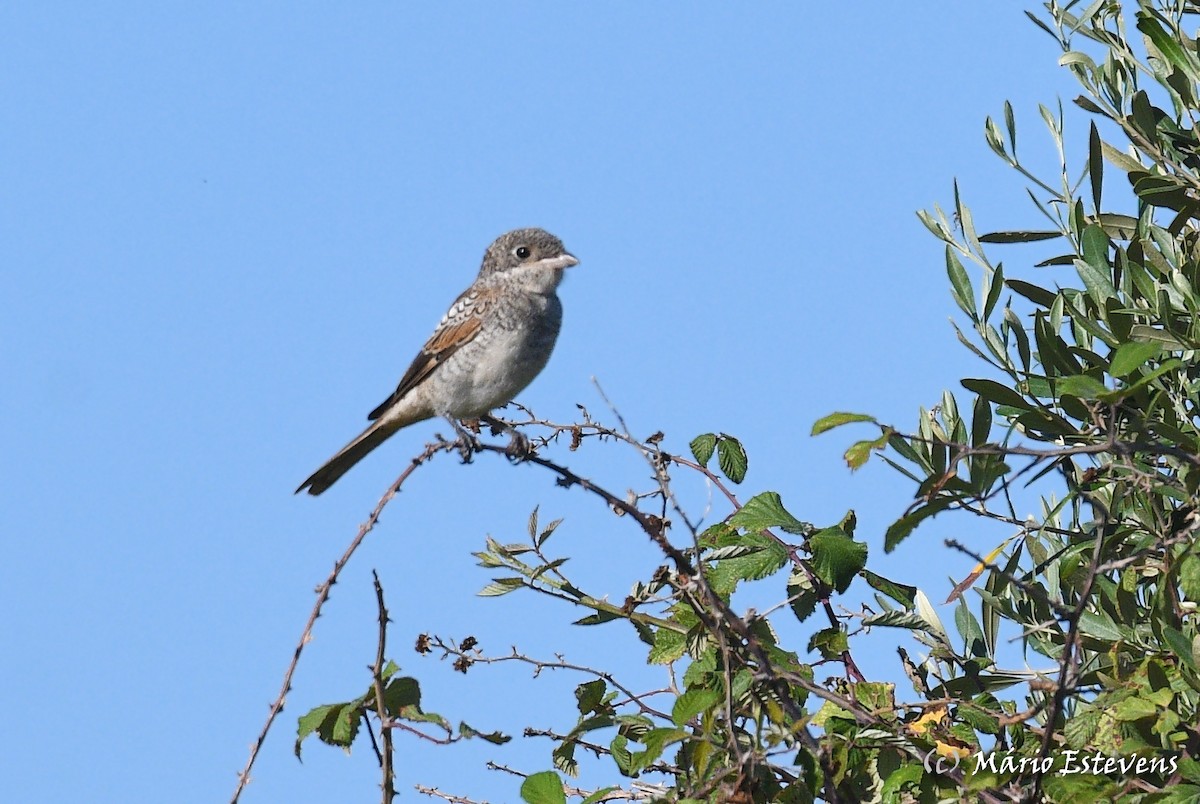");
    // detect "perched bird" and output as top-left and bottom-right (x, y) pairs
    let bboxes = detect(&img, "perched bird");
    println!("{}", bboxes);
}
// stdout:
(296, 228), (579, 495)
